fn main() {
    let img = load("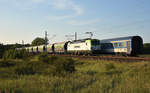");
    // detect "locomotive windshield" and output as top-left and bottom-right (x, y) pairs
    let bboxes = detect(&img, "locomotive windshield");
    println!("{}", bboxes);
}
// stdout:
(91, 40), (100, 45)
